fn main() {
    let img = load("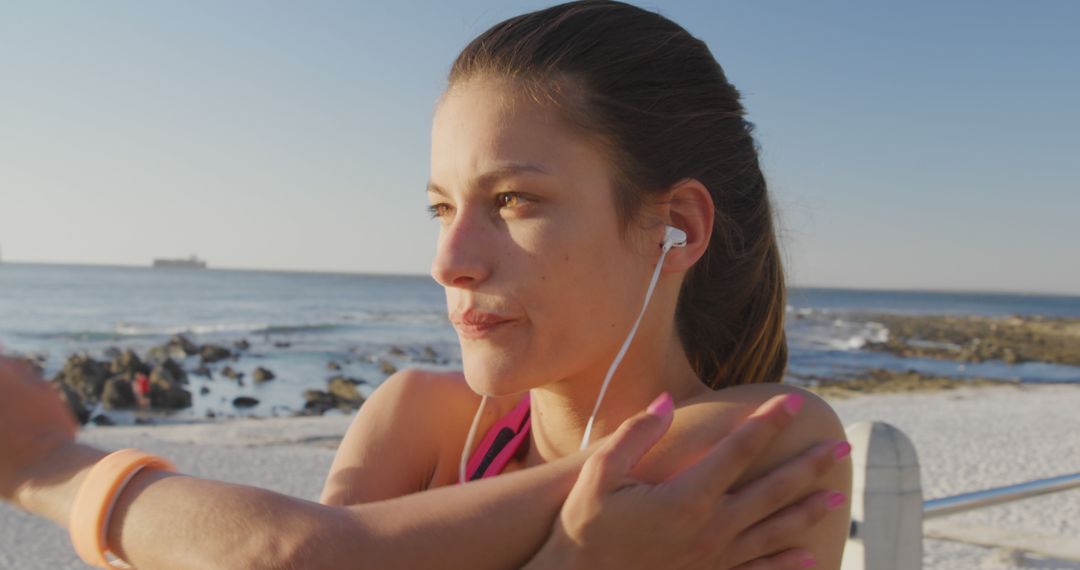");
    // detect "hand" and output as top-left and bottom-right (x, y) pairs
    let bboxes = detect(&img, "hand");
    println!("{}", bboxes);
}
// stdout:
(531, 393), (844, 570)
(0, 355), (80, 504)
